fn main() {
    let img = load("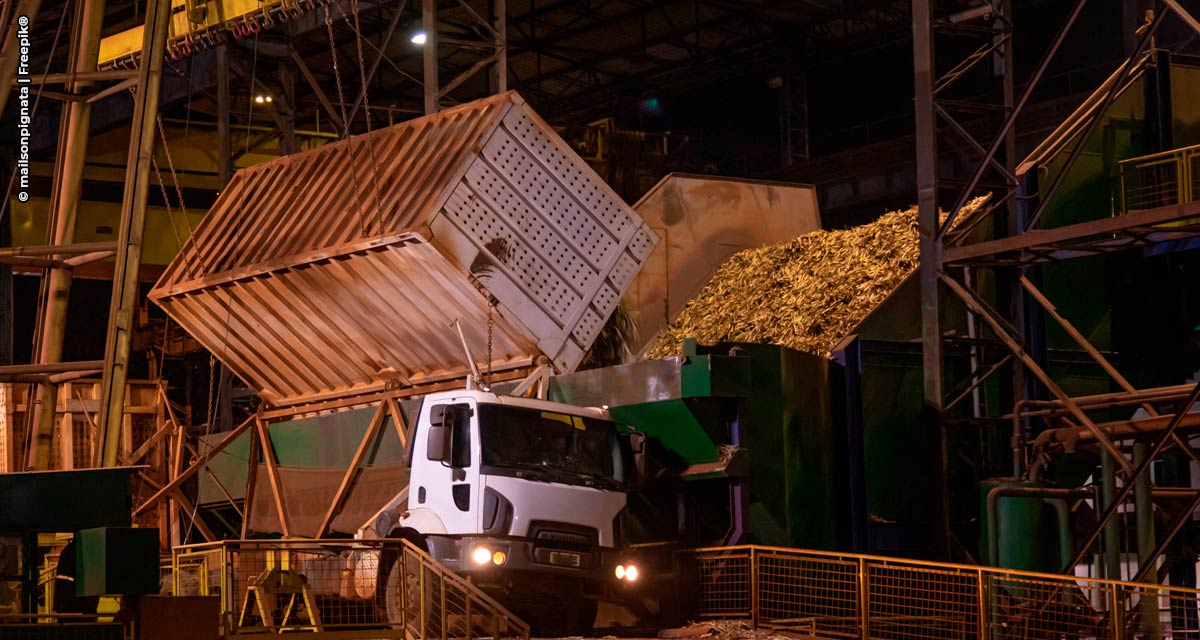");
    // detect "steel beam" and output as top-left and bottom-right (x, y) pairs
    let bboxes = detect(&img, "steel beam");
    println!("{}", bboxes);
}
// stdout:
(27, 0), (108, 470)
(133, 414), (255, 516)
(346, 0), (407, 126)
(97, 0), (172, 468)
(1023, 8), (1165, 232)
(291, 47), (344, 132)
(938, 0), (1086, 239)
(941, 273), (1132, 472)
(422, 0), (438, 113)
(1062, 382), (1200, 572)
(911, 0), (951, 560)
(0, 0), (42, 115)
(316, 402), (387, 537)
